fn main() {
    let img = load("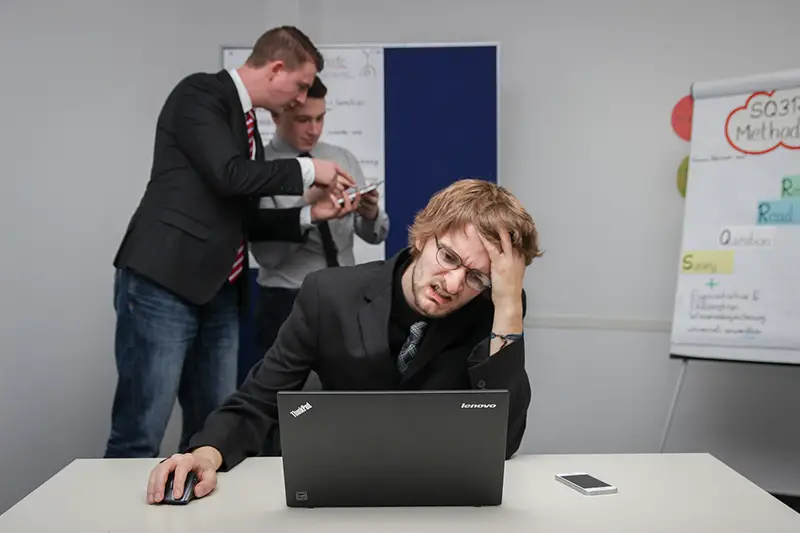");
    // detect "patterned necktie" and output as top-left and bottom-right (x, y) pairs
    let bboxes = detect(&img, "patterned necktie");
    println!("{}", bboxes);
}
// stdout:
(228, 109), (256, 283)
(397, 321), (428, 374)
(298, 152), (339, 267)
